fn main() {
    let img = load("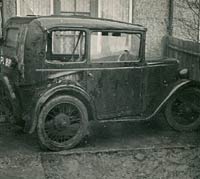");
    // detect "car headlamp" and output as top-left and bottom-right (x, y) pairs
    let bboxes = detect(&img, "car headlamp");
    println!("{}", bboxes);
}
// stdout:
(179, 68), (189, 79)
